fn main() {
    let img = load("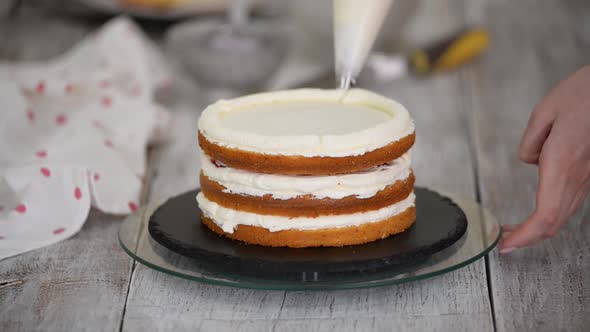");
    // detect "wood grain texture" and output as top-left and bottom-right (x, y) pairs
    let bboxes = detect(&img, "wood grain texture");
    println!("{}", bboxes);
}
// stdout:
(462, 0), (590, 331)
(0, 4), (132, 331)
(121, 1), (495, 331)
(0, 212), (131, 331)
